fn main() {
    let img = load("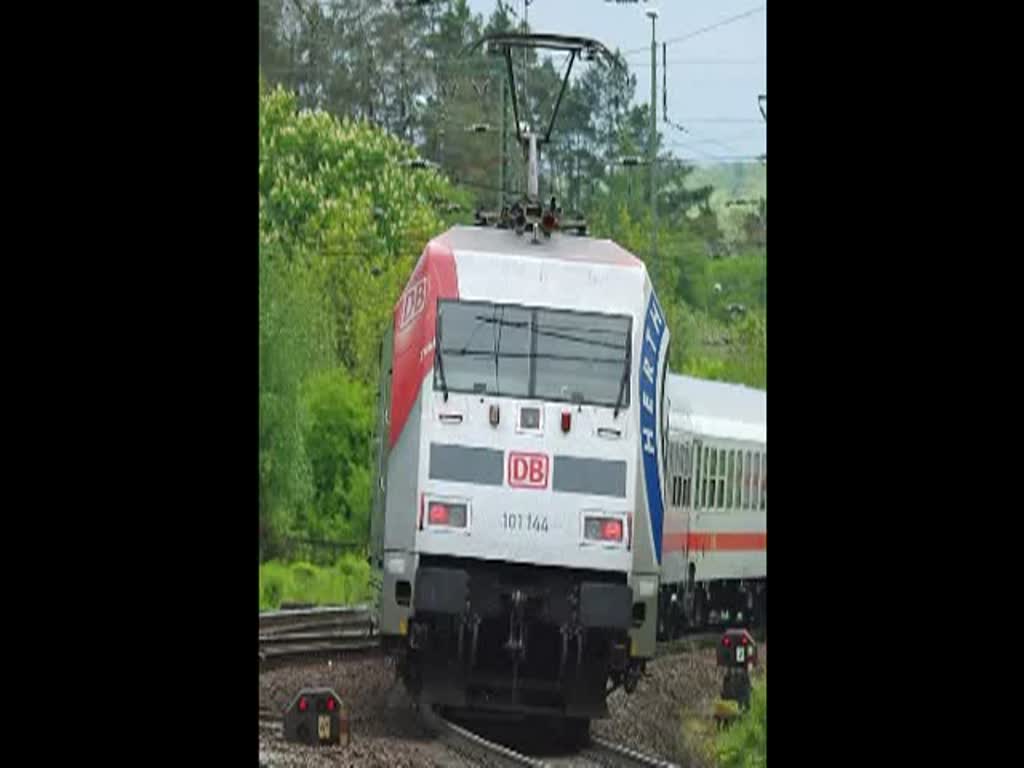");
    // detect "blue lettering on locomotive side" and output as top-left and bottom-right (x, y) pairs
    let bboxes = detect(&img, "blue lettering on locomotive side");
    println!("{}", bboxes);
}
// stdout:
(639, 292), (666, 563)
